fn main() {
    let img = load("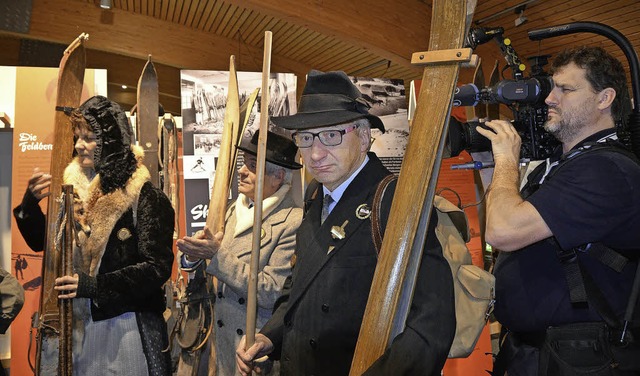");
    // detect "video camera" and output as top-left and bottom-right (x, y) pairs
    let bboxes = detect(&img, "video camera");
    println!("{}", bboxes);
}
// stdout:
(447, 26), (559, 160)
